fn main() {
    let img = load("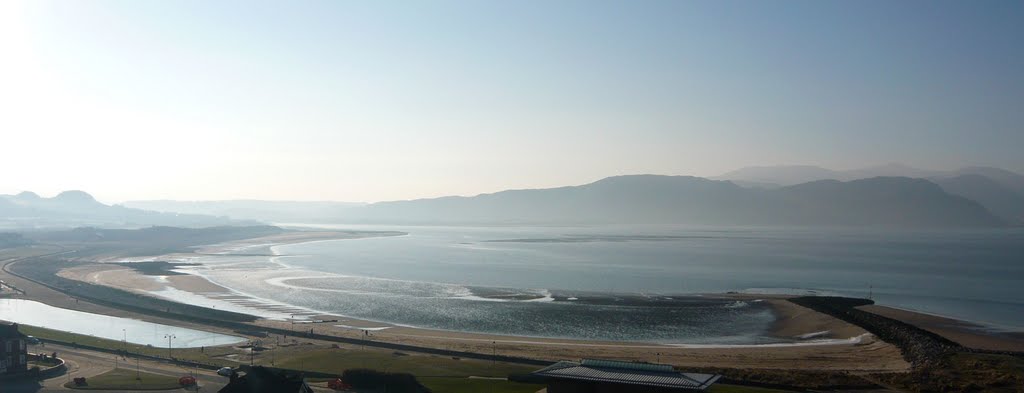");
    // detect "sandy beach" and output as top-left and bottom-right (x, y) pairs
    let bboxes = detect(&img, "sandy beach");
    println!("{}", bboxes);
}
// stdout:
(34, 231), (918, 372)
